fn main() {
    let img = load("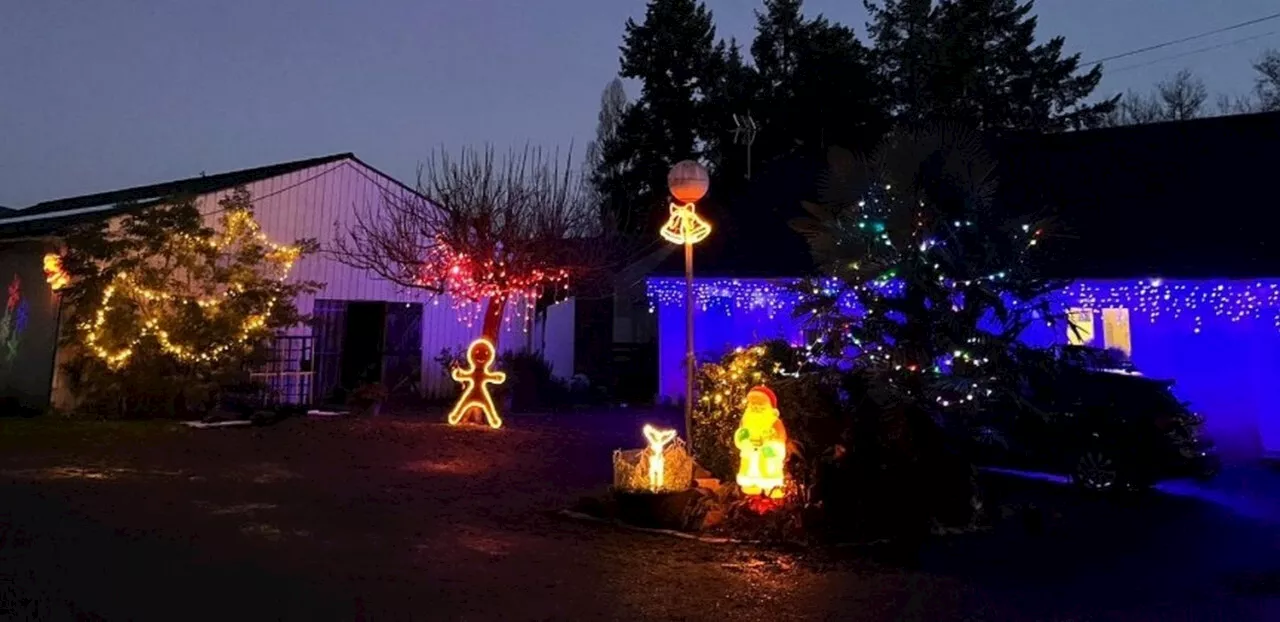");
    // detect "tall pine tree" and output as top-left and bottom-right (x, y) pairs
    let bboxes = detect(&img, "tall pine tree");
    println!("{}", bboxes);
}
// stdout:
(598, 0), (726, 239)
(751, 0), (886, 162)
(866, 0), (1115, 132)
